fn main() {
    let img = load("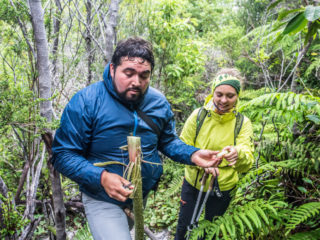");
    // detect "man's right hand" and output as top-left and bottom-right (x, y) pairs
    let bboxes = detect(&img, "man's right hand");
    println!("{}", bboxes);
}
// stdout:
(100, 170), (133, 202)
